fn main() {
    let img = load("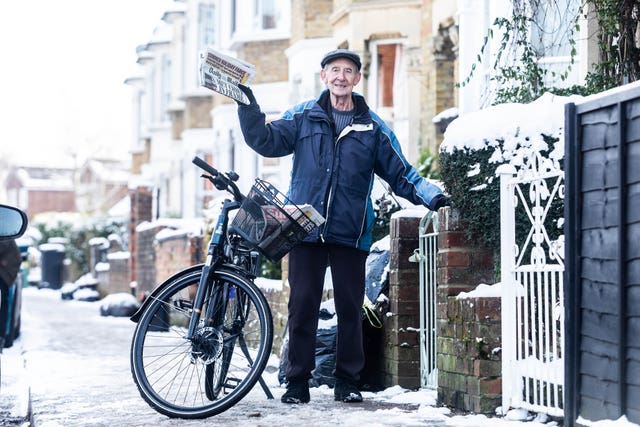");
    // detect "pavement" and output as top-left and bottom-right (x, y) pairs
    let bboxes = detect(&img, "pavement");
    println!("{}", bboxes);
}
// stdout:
(1, 287), (566, 427)
(1, 289), (446, 427)
(0, 339), (31, 426)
